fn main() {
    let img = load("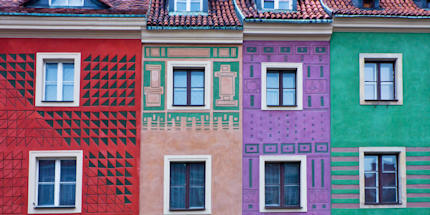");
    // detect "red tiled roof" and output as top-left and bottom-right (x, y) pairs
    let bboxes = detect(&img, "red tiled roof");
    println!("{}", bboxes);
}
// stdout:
(146, 0), (242, 28)
(324, 0), (430, 17)
(0, 0), (149, 15)
(236, 0), (330, 20)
